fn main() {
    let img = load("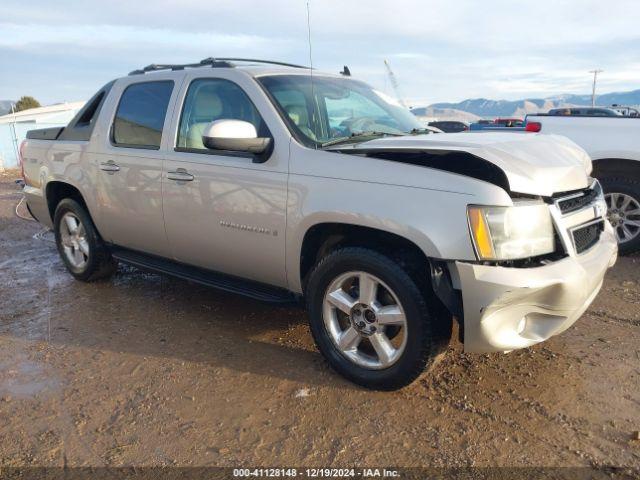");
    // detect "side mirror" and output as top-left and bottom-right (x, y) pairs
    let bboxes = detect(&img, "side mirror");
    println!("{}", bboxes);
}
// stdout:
(202, 120), (271, 154)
